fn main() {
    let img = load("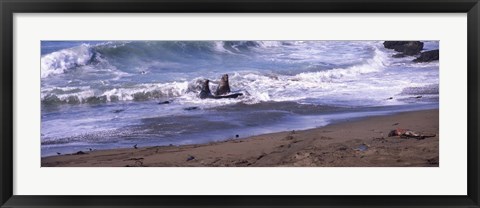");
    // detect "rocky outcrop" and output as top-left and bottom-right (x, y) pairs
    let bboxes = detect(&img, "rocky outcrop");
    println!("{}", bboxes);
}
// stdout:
(383, 41), (424, 56)
(413, 50), (439, 63)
